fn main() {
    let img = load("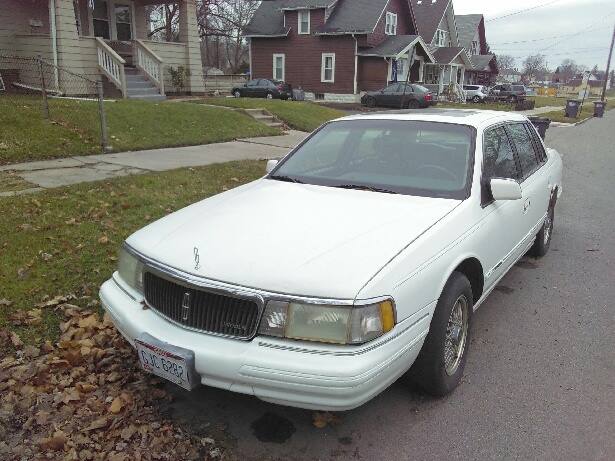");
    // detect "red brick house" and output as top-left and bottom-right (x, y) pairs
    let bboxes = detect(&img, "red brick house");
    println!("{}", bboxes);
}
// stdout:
(244, 0), (435, 102)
